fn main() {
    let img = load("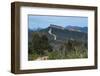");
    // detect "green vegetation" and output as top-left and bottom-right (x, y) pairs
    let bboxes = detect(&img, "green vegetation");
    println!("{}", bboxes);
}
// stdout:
(48, 50), (87, 60)
(28, 32), (88, 61)
(47, 40), (88, 60)
(28, 32), (52, 60)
